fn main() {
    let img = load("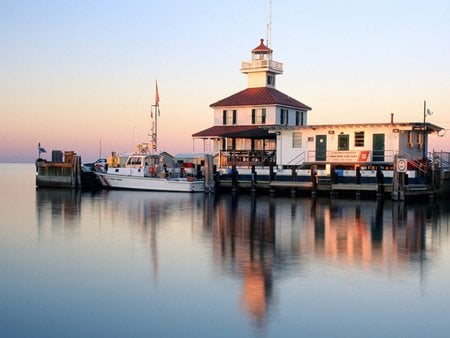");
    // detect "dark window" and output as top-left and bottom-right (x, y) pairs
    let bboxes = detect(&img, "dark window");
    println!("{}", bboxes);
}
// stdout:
(222, 110), (226, 125)
(295, 111), (304, 126)
(280, 109), (288, 125)
(232, 110), (237, 124)
(251, 109), (255, 124)
(338, 134), (349, 151)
